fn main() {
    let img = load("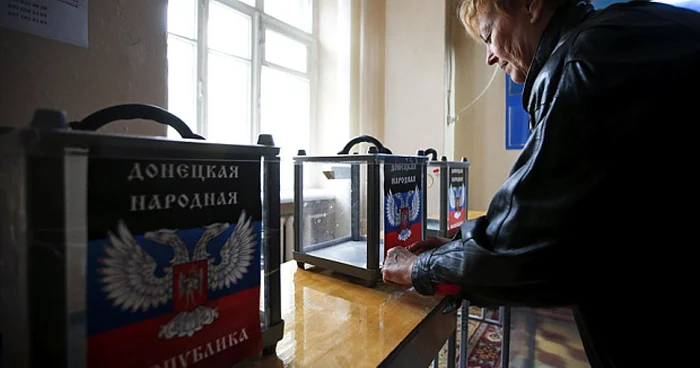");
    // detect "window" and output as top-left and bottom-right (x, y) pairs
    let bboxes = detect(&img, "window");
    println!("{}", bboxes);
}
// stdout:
(167, 0), (315, 190)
